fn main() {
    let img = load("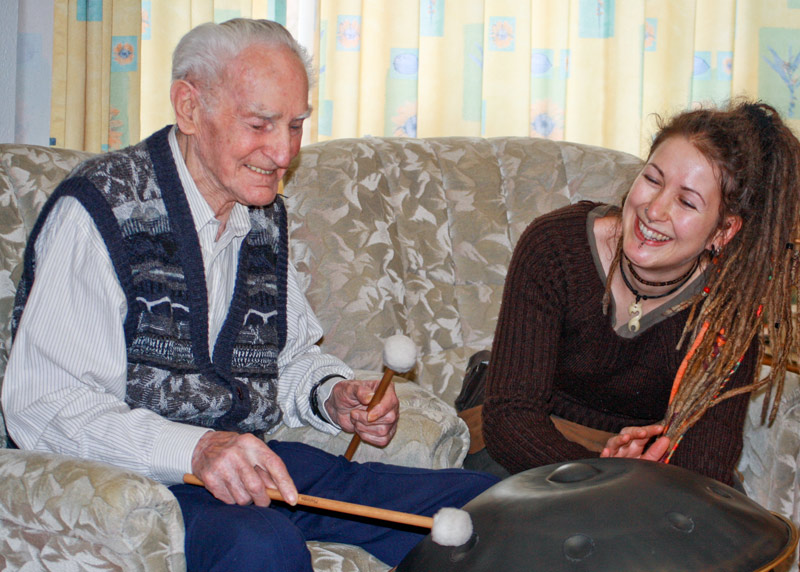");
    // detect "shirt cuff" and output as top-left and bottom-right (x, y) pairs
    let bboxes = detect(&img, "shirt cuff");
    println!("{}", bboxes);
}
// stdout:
(150, 419), (213, 485)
